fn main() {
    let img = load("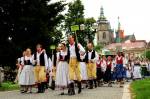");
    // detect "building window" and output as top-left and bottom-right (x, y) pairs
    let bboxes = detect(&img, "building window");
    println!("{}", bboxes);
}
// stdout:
(103, 32), (106, 39)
